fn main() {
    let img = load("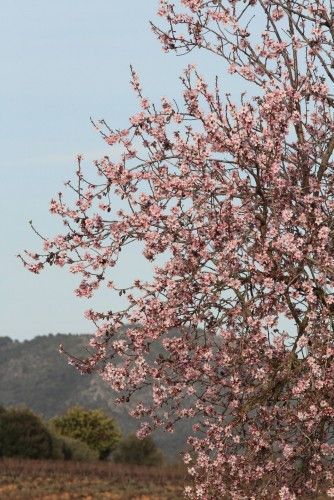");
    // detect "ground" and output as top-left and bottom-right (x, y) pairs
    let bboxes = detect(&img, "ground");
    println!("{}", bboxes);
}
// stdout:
(0, 458), (187, 499)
